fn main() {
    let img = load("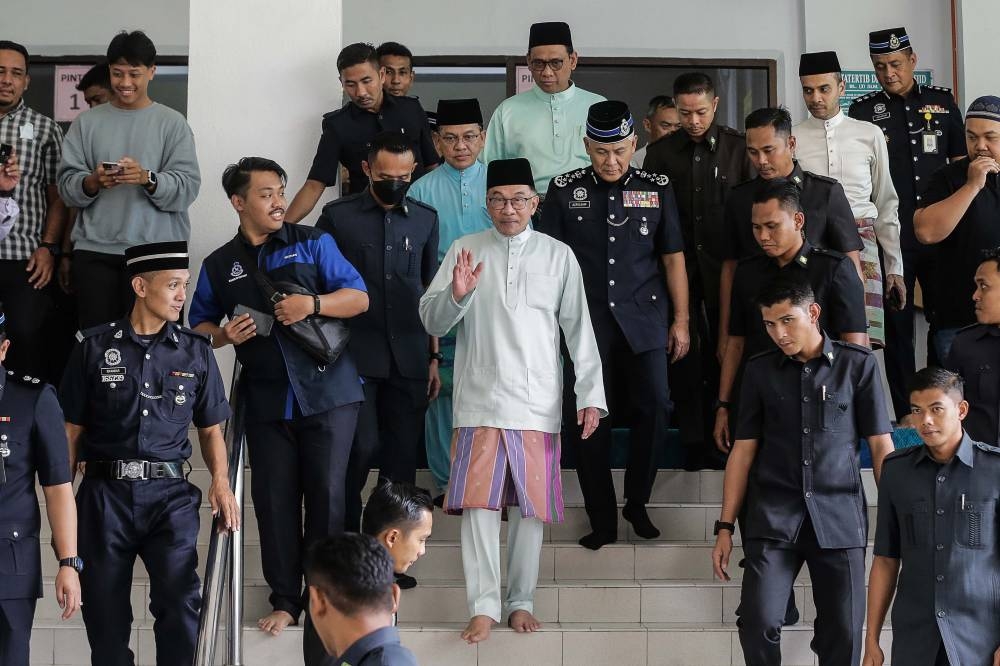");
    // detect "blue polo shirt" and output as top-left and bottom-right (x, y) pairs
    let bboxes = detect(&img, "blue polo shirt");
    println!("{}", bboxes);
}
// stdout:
(189, 223), (367, 423)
